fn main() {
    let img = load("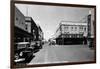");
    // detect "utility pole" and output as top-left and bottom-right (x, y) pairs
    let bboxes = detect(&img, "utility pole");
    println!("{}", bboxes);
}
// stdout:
(26, 6), (28, 16)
